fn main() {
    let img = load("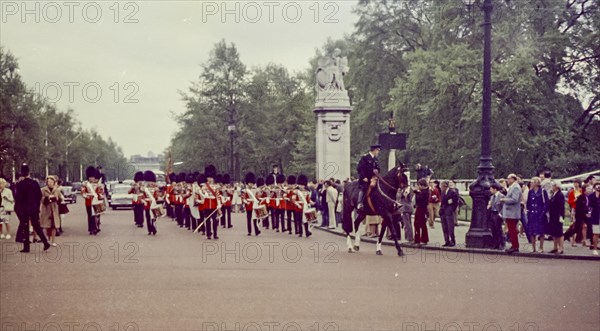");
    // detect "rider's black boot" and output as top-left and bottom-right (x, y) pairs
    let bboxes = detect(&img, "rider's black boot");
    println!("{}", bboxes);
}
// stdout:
(357, 190), (365, 211)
